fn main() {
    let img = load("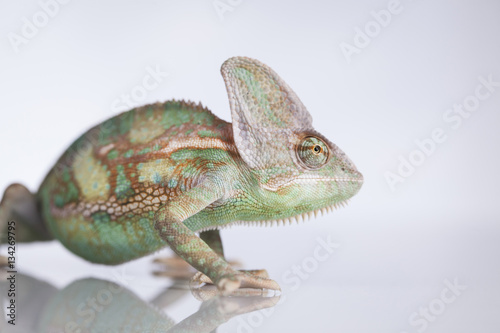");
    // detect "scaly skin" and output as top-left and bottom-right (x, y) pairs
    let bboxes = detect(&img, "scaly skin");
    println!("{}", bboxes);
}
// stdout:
(1, 57), (363, 294)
